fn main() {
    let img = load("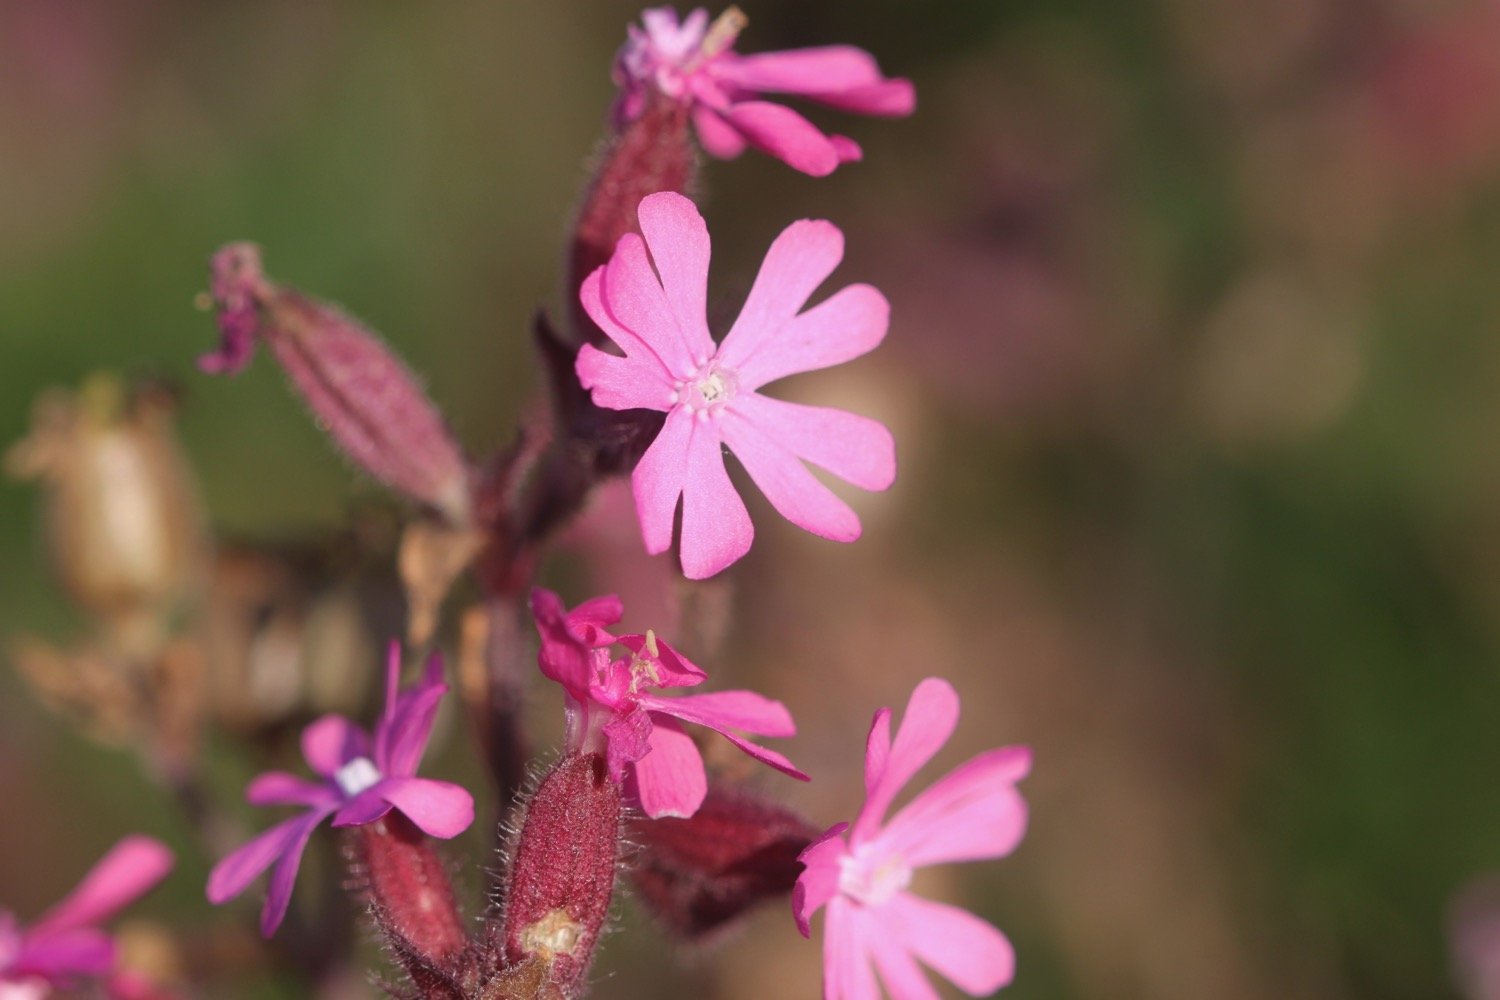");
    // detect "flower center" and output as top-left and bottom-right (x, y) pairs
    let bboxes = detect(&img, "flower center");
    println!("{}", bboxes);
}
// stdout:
(334, 756), (382, 797)
(623, 6), (745, 97)
(837, 846), (912, 907)
(627, 629), (663, 693)
(673, 362), (739, 419)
